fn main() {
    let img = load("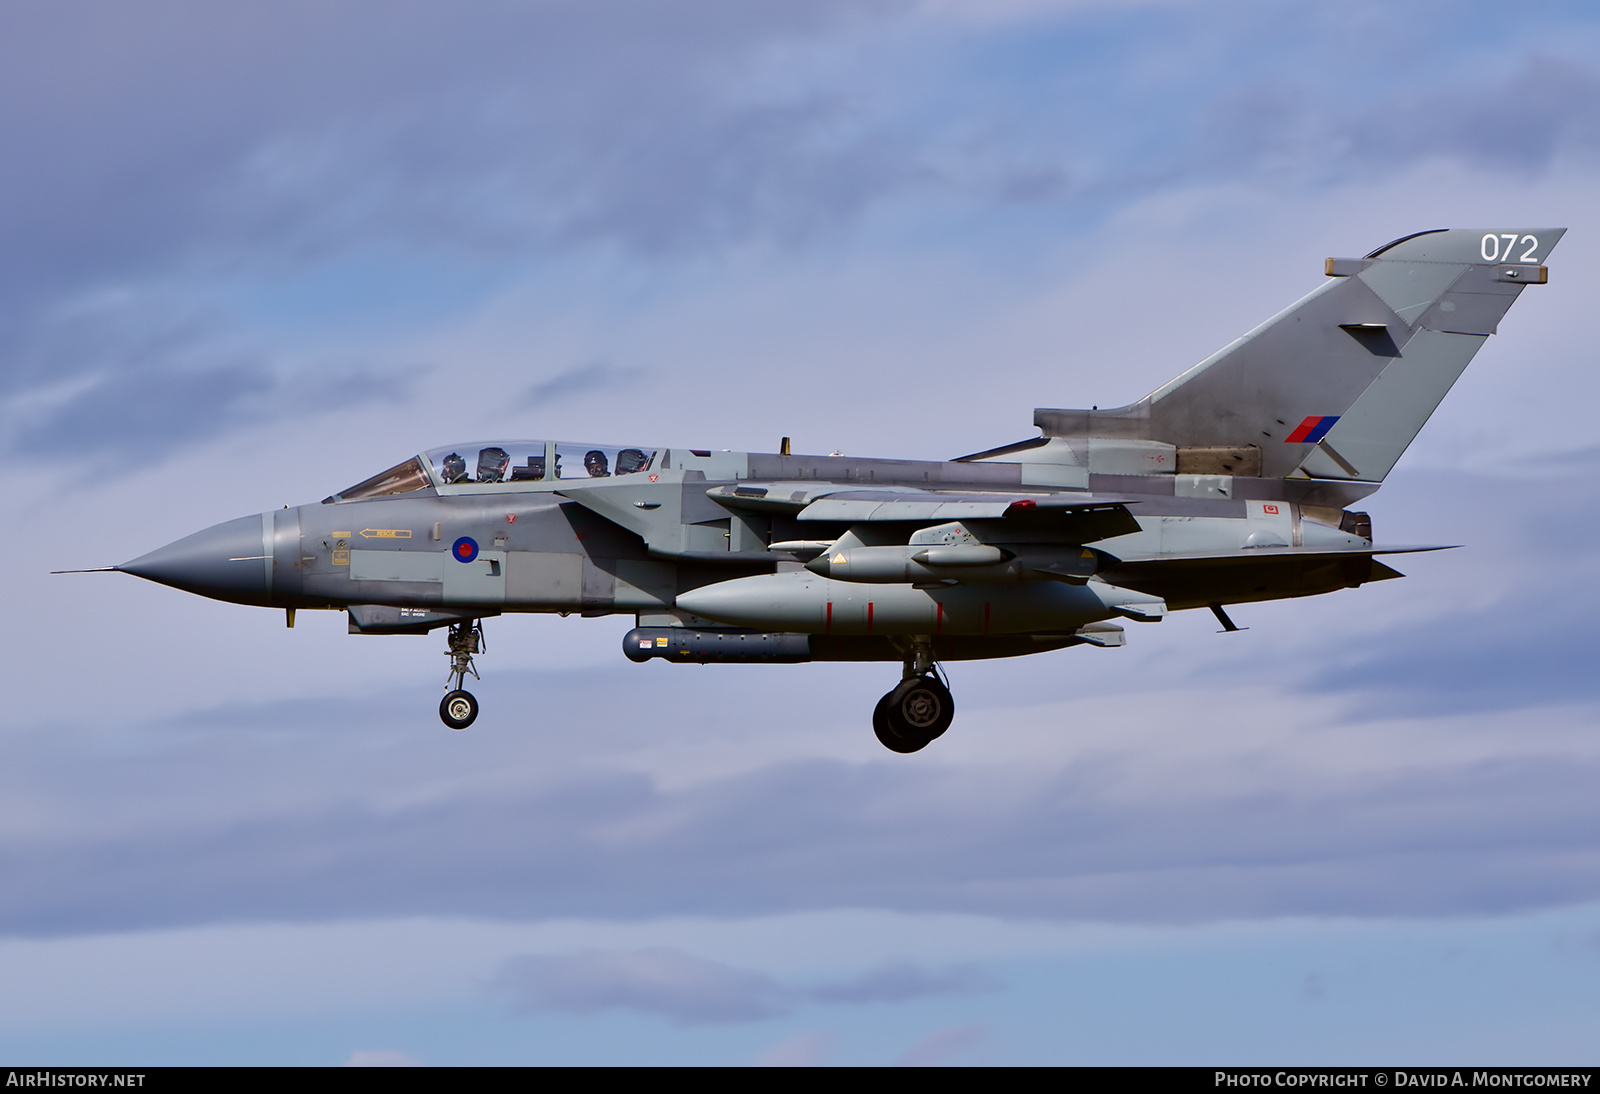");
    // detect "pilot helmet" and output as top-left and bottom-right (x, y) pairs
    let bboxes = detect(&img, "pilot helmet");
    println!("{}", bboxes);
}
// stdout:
(583, 450), (611, 477)
(478, 447), (510, 483)
(441, 452), (468, 483)
(615, 448), (648, 475)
